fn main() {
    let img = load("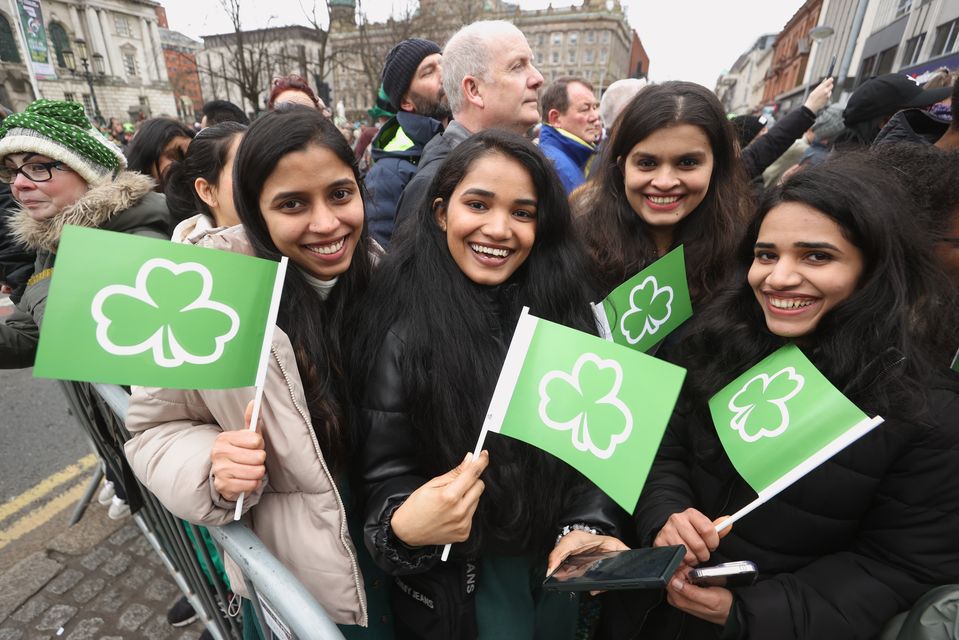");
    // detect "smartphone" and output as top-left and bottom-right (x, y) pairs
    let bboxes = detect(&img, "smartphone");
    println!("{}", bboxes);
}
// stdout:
(825, 55), (837, 78)
(542, 545), (685, 592)
(687, 561), (758, 588)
